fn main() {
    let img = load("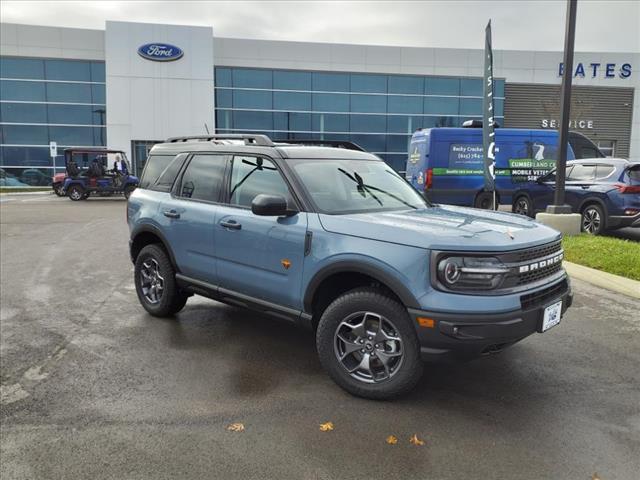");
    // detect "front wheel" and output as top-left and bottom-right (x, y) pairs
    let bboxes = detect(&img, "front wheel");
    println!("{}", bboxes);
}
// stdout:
(134, 244), (188, 317)
(581, 204), (605, 235)
(53, 184), (65, 197)
(67, 185), (85, 201)
(316, 287), (423, 400)
(512, 195), (533, 217)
